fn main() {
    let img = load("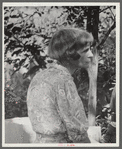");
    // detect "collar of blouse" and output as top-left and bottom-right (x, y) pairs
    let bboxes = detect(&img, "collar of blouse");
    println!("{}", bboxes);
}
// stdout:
(46, 60), (73, 79)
